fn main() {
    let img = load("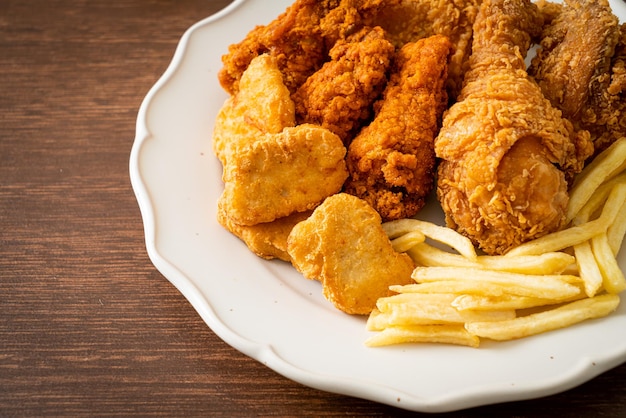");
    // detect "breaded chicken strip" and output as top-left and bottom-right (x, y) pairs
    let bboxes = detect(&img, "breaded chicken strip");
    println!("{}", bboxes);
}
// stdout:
(292, 26), (395, 145)
(287, 193), (415, 315)
(344, 35), (451, 221)
(435, 0), (593, 255)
